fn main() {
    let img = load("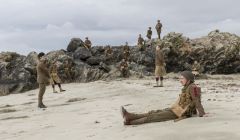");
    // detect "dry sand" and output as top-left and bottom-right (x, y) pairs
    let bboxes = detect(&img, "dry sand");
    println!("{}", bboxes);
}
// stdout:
(0, 74), (240, 140)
